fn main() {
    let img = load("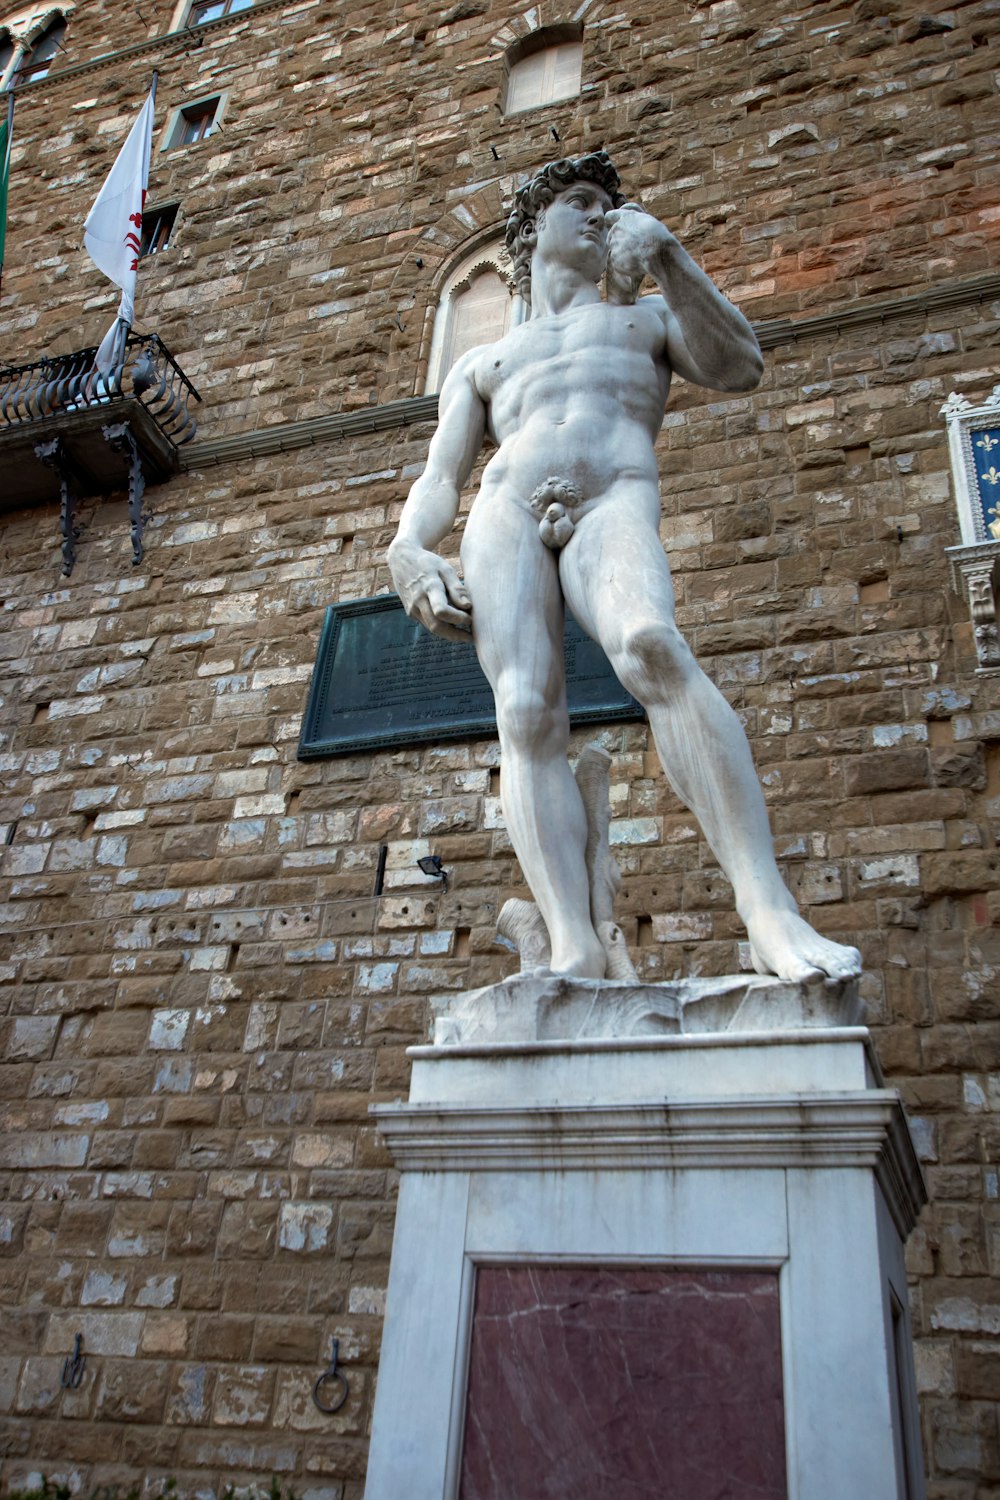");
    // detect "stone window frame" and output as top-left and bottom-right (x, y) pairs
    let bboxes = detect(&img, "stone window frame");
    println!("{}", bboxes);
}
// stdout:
(141, 202), (180, 256)
(0, 5), (72, 92)
(166, 0), (252, 30)
(159, 90), (229, 151)
(502, 21), (584, 117)
(423, 235), (526, 396)
(942, 384), (1000, 672)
